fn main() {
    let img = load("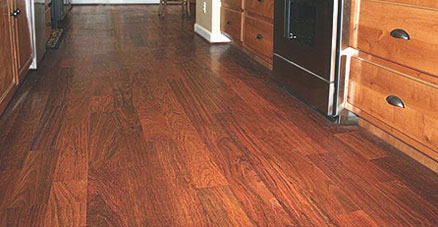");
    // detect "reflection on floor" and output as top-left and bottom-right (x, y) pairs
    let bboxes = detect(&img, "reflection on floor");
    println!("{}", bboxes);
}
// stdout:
(0, 5), (437, 226)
